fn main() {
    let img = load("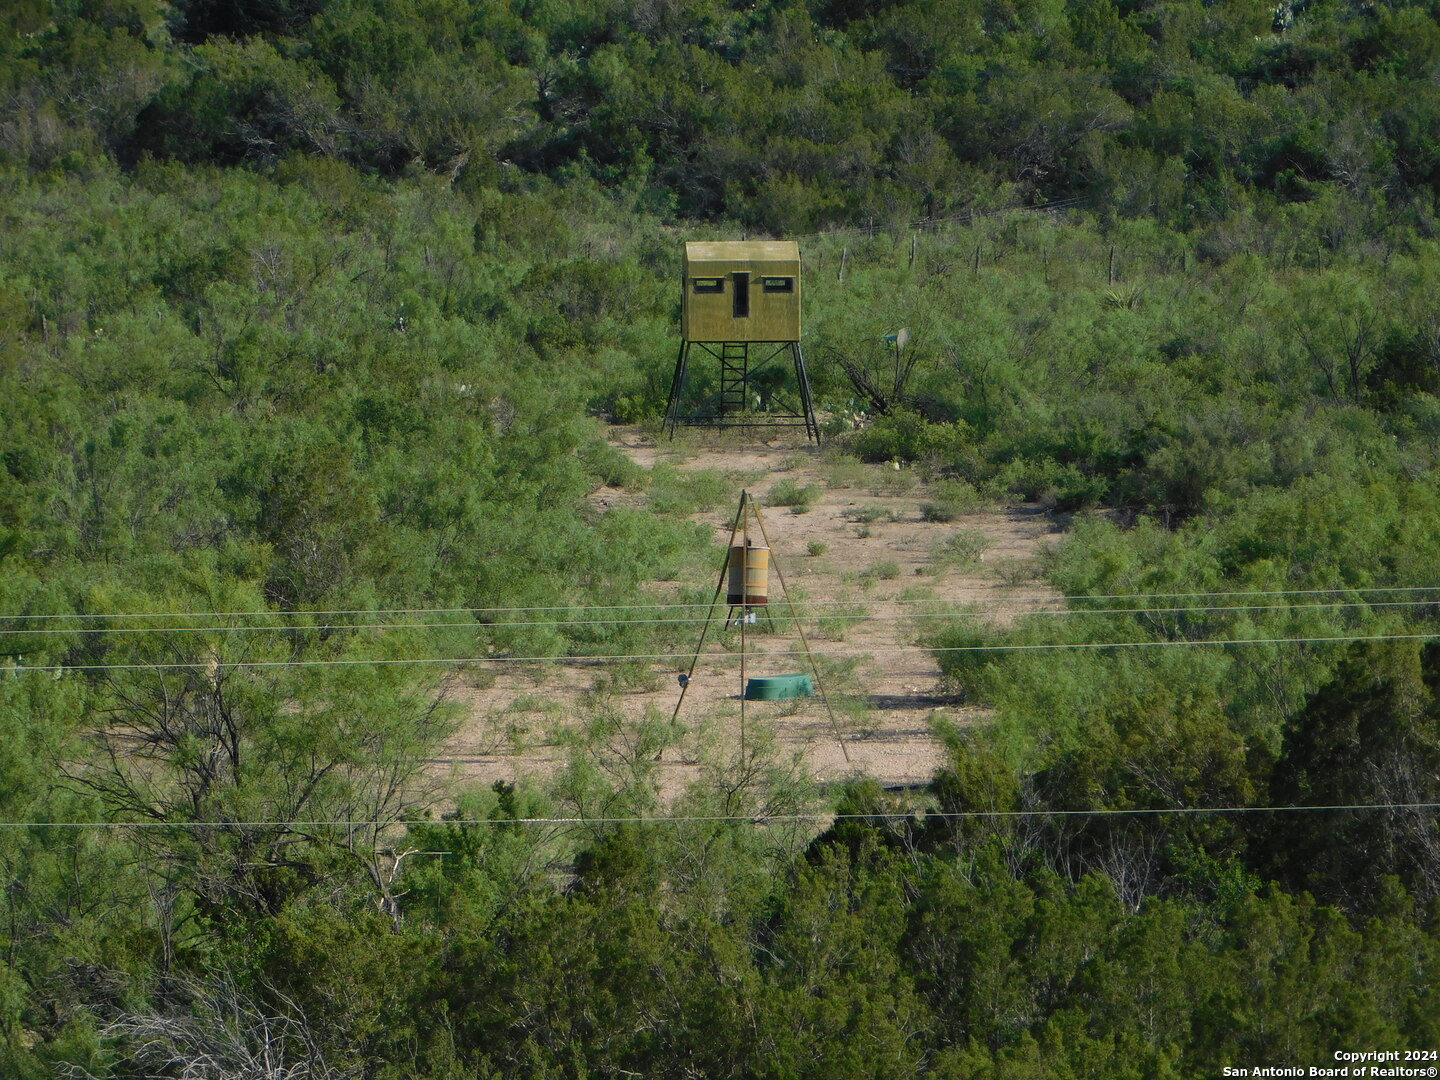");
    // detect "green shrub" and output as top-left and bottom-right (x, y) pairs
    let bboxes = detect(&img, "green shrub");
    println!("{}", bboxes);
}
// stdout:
(854, 409), (972, 464)
(843, 504), (892, 524)
(993, 557), (1041, 585)
(1054, 468), (1110, 512)
(648, 465), (733, 515)
(609, 392), (659, 424)
(819, 452), (871, 488)
(814, 603), (869, 640)
(867, 466), (919, 495)
(767, 479), (820, 508)
(854, 409), (929, 462)
(998, 459), (1107, 511)
(593, 660), (663, 693)
(932, 529), (992, 567)
(921, 479), (987, 521)
(579, 439), (646, 490)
